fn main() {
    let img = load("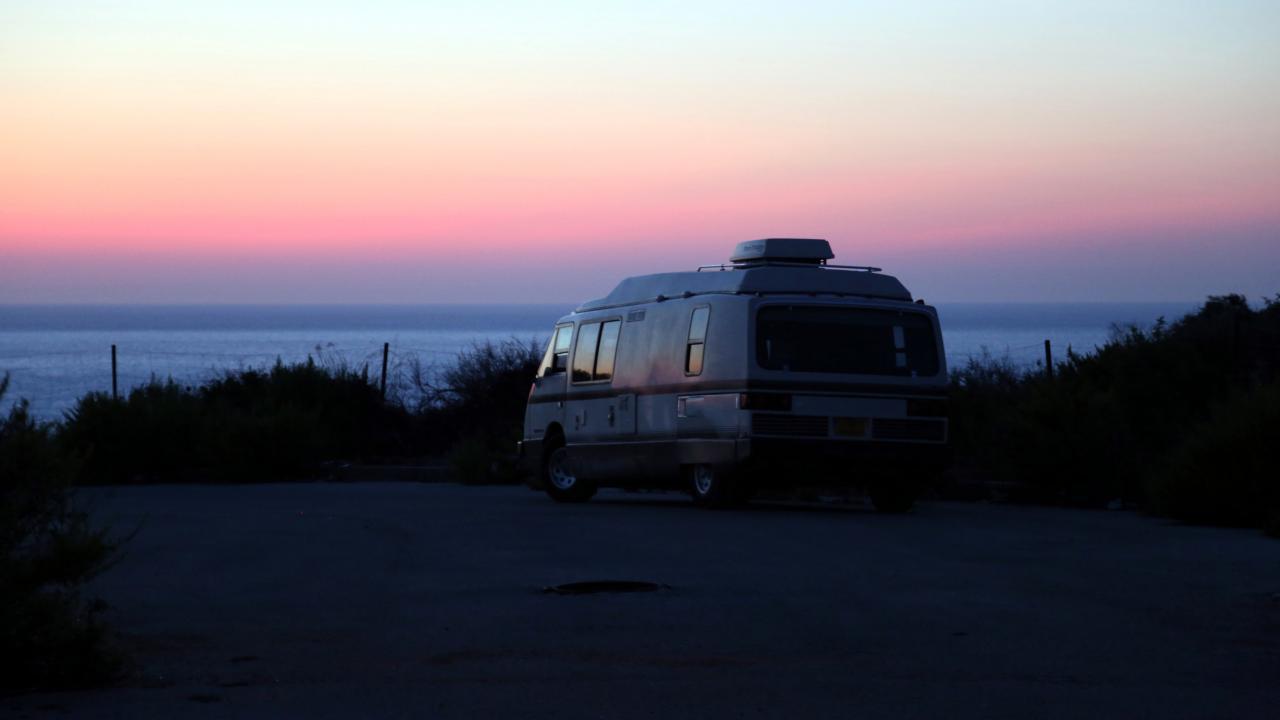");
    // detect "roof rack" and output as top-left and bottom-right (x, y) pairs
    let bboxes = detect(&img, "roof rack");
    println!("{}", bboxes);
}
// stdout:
(696, 260), (882, 273)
